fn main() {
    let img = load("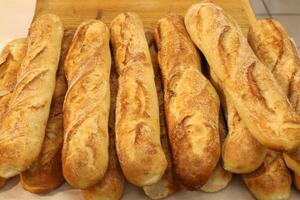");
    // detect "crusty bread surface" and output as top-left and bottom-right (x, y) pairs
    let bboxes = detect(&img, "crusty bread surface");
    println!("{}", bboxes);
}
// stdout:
(0, 14), (63, 178)
(110, 12), (167, 187)
(185, 2), (300, 152)
(62, 20), (111, 189)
